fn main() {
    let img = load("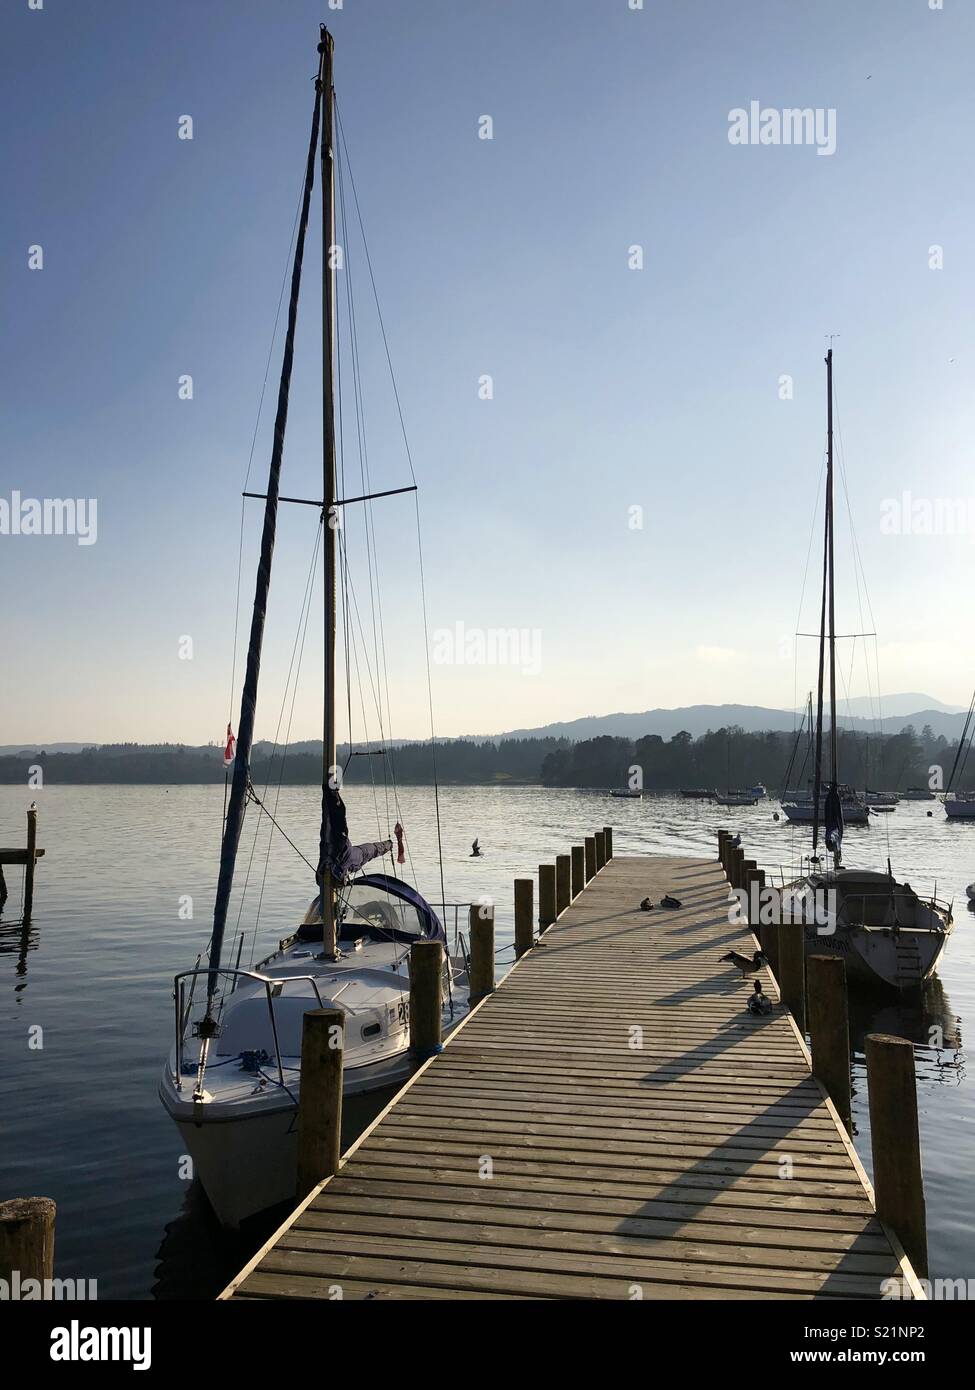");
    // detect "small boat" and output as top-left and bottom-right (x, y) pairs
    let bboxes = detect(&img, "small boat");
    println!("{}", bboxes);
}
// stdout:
(713, 791), (760, 807)
(865, 789), (899, 810)
(610, 788), (642, 799)
(781, 869), (953, 990)
(781, 784), (870, 824)
(903, 786), (936, 800)
(748, 783), (768, 799)
(942, 691), (975, 819)
(681, 788), (717, 799)
(159, 29), (468, 1229)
